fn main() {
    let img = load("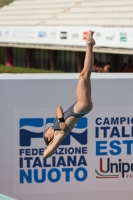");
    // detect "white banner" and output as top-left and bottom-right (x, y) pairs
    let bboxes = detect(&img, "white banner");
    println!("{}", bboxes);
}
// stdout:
(12, 106), (133, 195)
(1, 73), (133, 200)
(0, 26), (133, 49)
